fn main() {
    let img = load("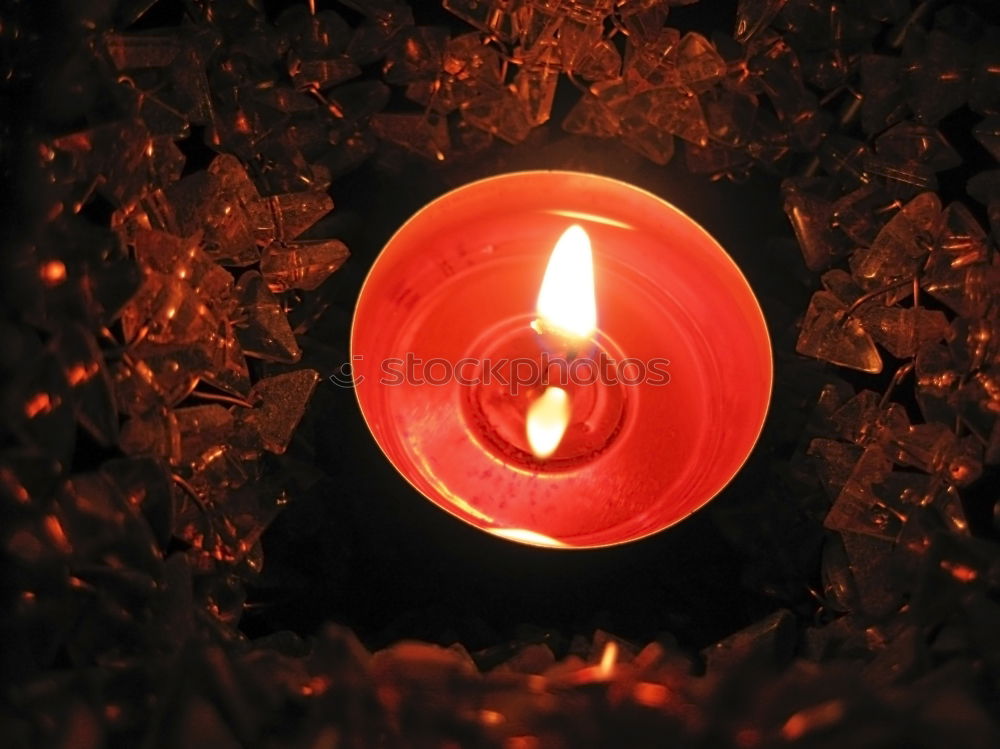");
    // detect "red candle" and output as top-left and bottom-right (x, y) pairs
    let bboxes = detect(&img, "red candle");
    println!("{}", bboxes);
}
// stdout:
(352, 171), (771, 548)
